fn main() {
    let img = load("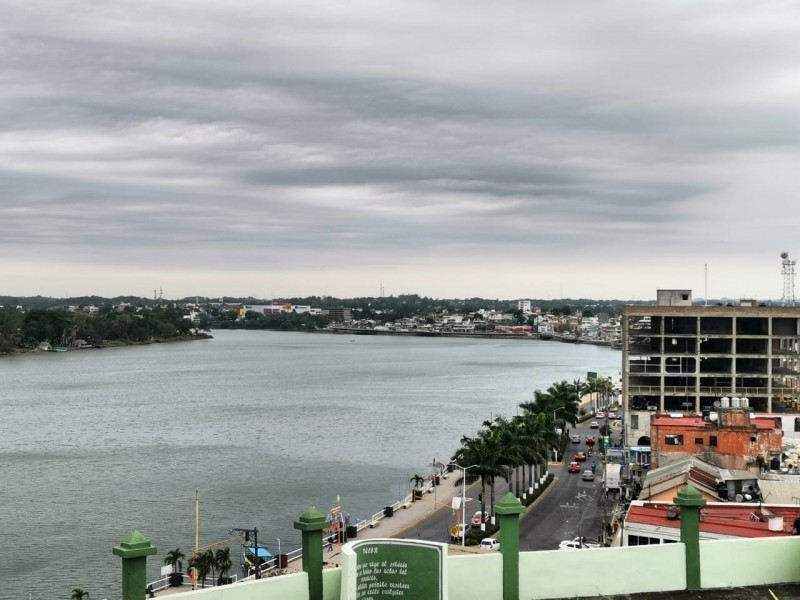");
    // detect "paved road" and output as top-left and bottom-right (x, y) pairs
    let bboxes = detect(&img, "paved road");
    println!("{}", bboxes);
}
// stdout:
(520, 420), (608, 550)
(401, 415), (620, 550)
